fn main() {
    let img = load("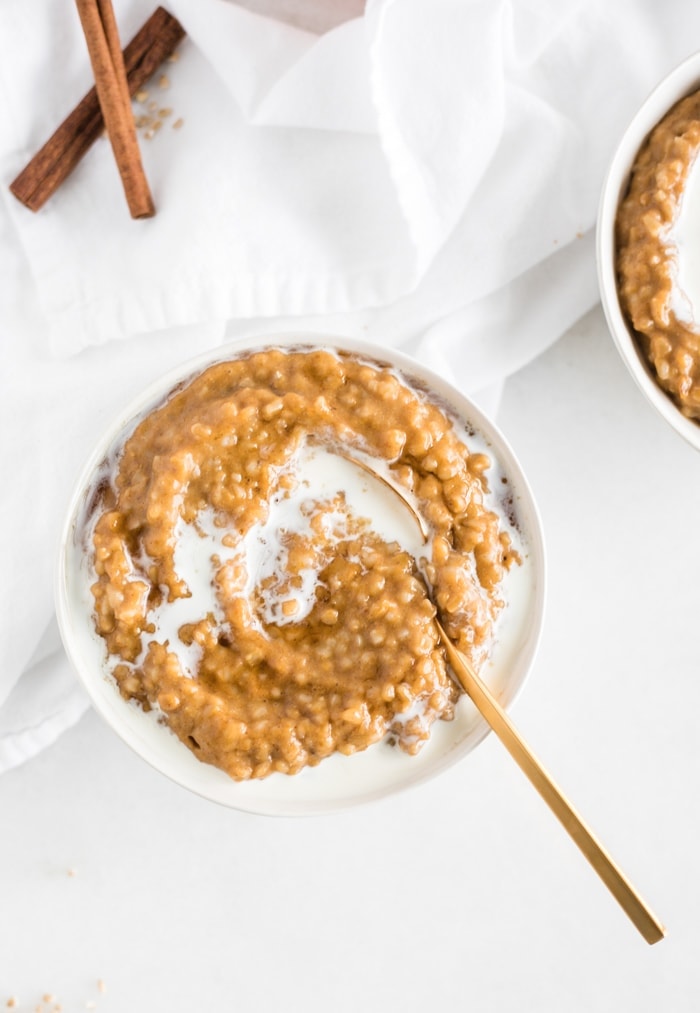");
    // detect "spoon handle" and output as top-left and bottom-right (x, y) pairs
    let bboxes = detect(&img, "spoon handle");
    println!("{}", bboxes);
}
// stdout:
(436, 623), (665, 945)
